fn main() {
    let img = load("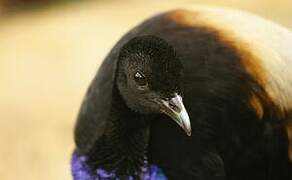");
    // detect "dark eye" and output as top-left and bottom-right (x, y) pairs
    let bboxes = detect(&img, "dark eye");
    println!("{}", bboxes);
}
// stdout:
(134, 71), (148, 87)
